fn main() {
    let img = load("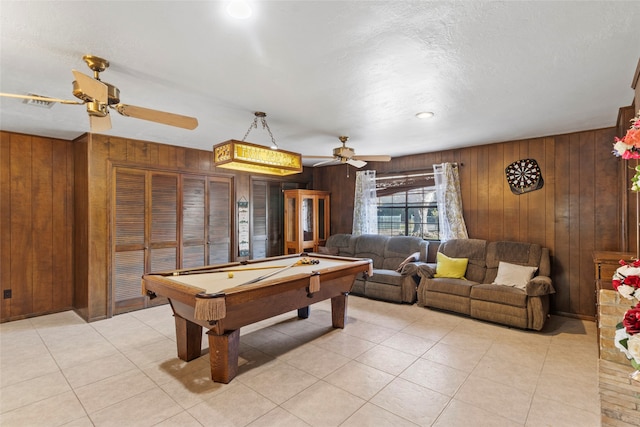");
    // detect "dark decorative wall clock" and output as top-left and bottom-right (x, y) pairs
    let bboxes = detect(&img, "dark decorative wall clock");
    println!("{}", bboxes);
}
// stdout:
(505, 158), (544, 195)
